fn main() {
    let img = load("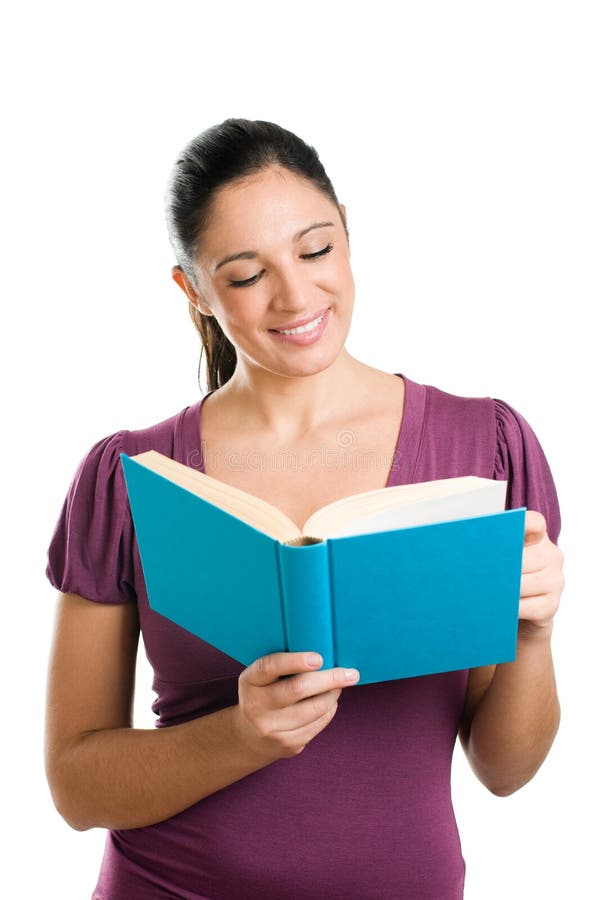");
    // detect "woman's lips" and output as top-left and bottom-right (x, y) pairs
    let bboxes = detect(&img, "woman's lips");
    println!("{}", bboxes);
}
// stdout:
(268, 306), (330, 332)
(268, 308), (330, 345)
